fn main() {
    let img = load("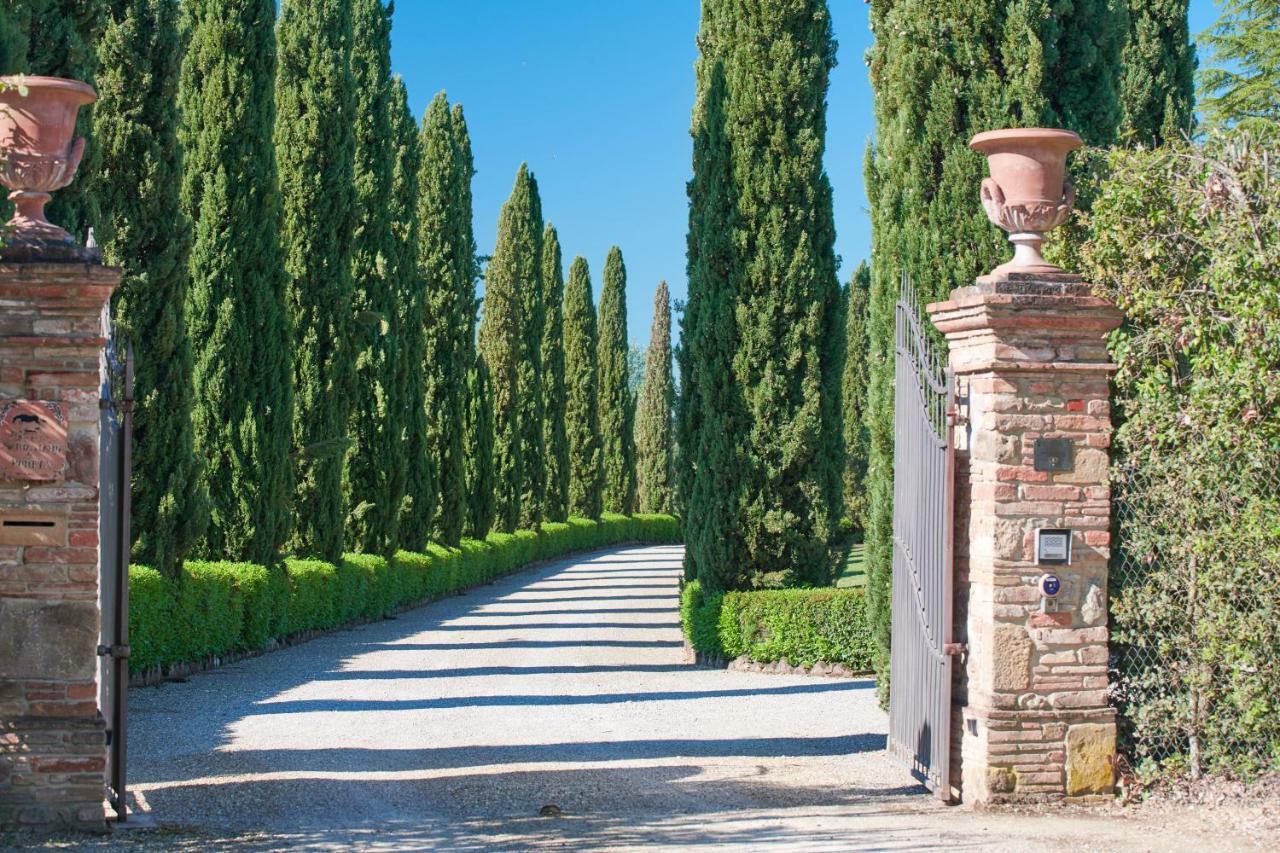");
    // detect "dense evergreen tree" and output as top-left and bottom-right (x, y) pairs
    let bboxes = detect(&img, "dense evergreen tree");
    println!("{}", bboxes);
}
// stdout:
(636, 280), (674, 515)
(478, 165), (539, 532)
(0, 5), (24, 72)
(345, 0), (400, 555)
(92, 0), (204, 577)
(841, 262), (871, 533)
(1199, 0), (1280, 129)
(564, 256), (603, 520)
(541, 224), (570, 523)
(451, 105), (493, 540)
(11, 0), (105, 237)
(682, 0), (842, 590)
(516, 180), (547, 529)
(1120, 0), (1196, 144)
(865, 0), (1128, 692)
(597, 246), (635, 515)
(180, 0), (293, 565)
(678, 23), (747, 585)
(416, 92), (470, 546)
(276, 0), (358, 562)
